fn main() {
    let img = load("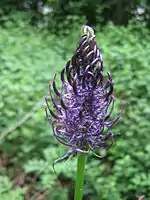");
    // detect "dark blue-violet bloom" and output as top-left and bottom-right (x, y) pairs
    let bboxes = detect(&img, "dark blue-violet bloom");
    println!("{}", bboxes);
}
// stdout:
(45, 26), (122, 164)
